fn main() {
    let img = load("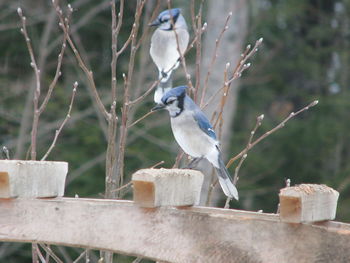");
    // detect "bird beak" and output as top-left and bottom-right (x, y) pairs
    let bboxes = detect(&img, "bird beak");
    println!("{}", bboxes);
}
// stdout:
(148, 19), (161, 27)
(151, 103), (166, 111)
